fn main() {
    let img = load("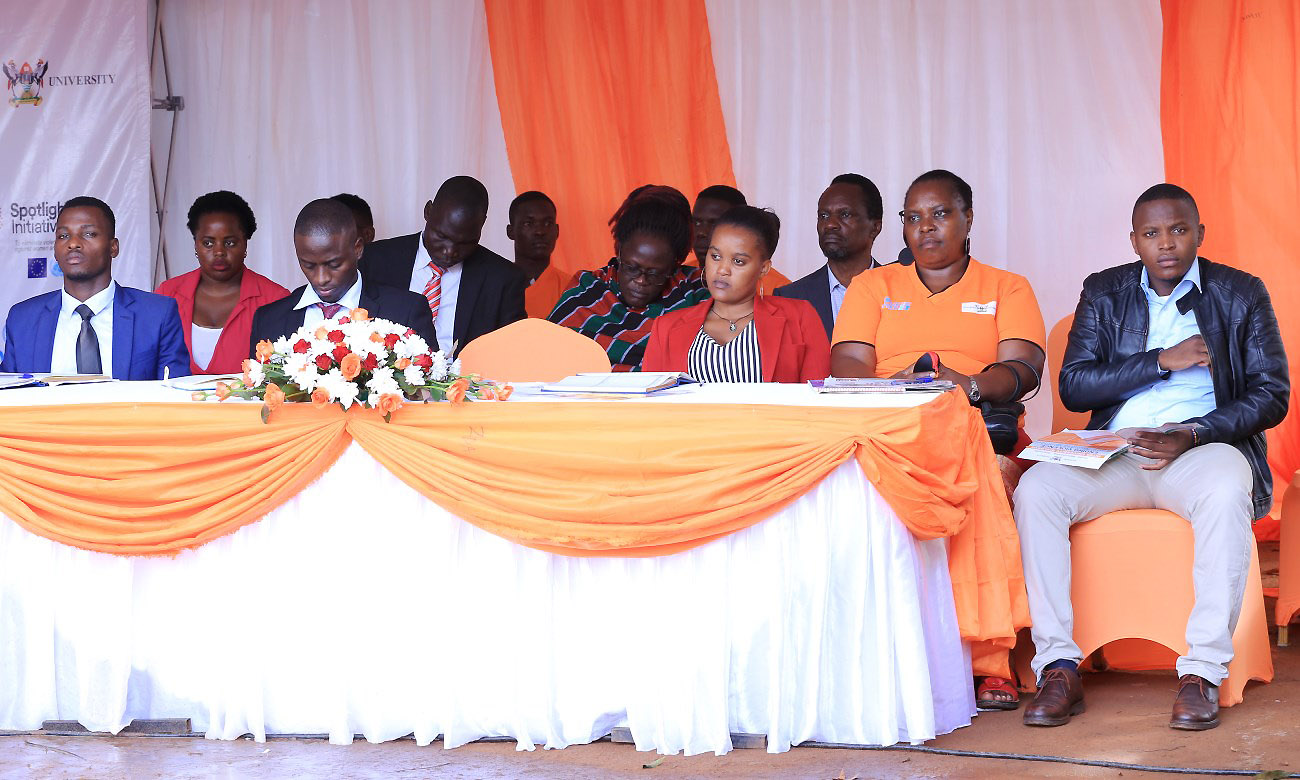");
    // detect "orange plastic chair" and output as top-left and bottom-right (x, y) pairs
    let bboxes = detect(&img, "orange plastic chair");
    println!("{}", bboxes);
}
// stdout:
(457, 318), (611, 383)
(1047, 314), (1089, 432)
(1069, 510), (1272, 707)
(1276, 470), (1300, 646)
